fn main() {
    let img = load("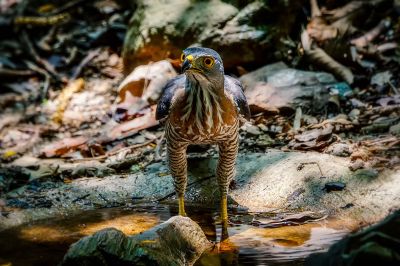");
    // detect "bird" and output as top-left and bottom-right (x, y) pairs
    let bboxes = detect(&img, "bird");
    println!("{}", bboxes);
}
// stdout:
(156, 47), (250, 224)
